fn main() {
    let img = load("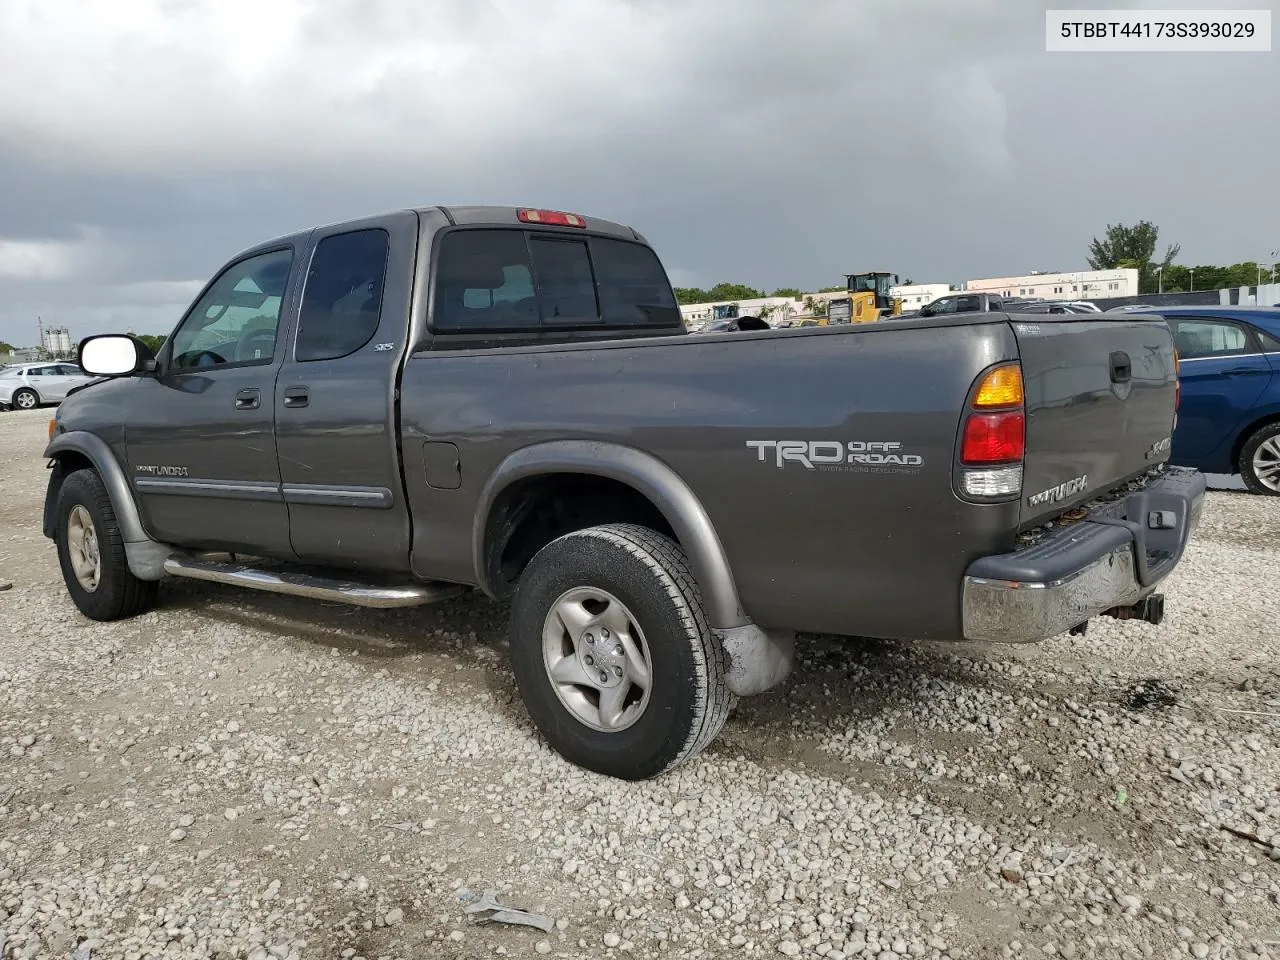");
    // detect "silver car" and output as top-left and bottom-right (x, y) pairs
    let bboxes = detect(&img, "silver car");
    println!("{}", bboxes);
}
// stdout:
(0, 362), (96, 410)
